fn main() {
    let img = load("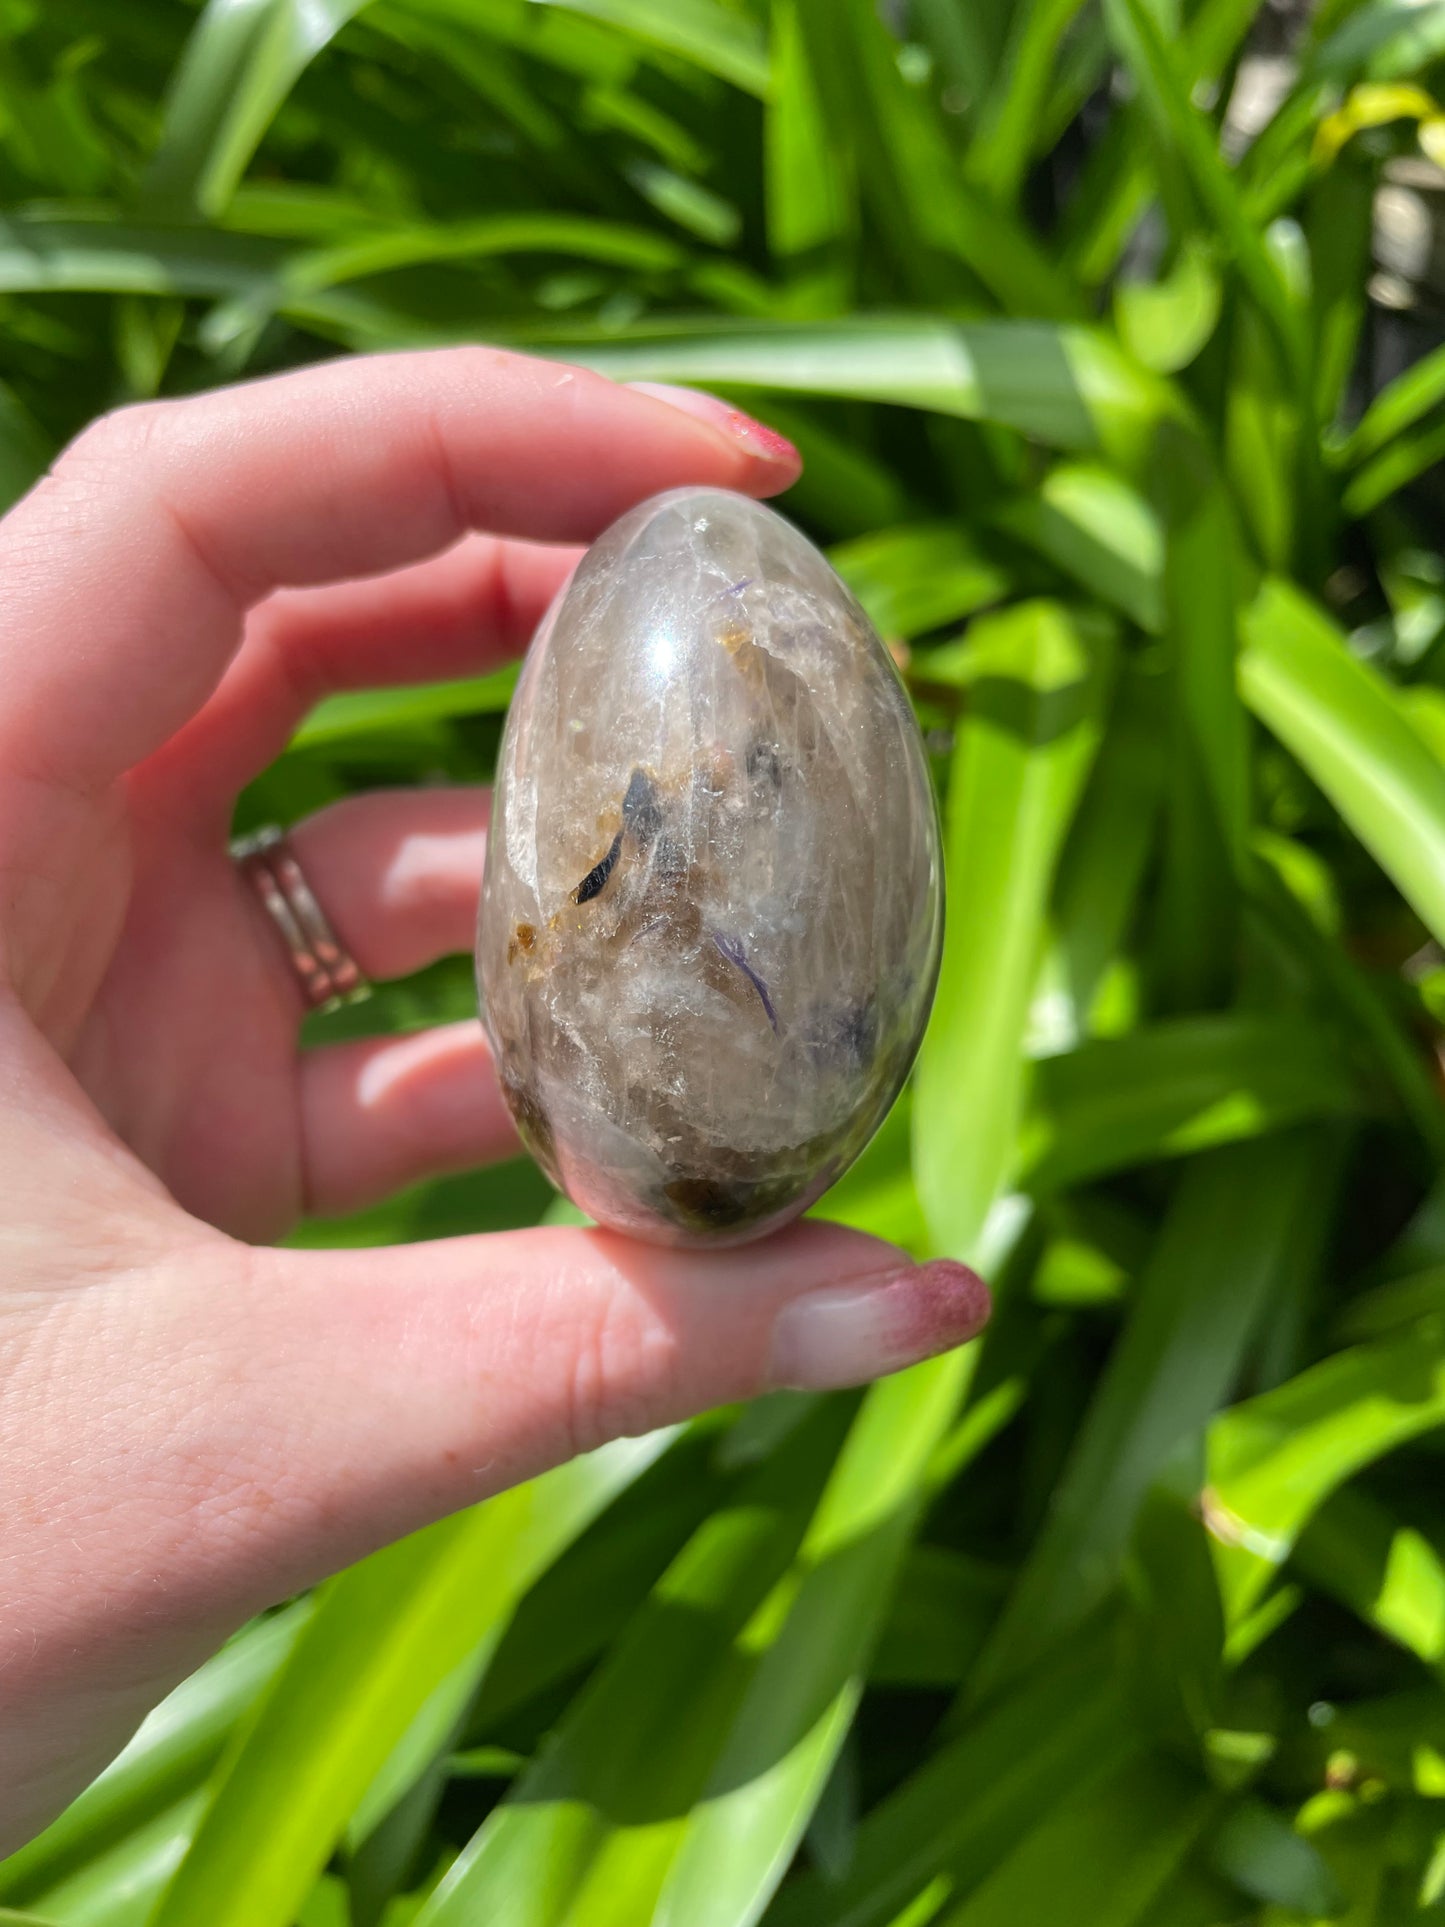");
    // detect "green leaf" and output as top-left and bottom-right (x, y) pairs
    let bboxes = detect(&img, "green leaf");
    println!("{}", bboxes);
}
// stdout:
(204, 215), (689, 349)
(14, 1794), (208, 1927)
(533, 0), (771, 95)
(150, 1435), (669, 1927)
(767, 1628), (1134, 1927)
(765, 0), (853, 308)
(792, 0), (1075, 317)
(829, 523), (1009, 639)
(1038, 658), (1166, 1048)
(0, 212), (287, 300)
(935, 1753), (1216, 1927)
(914, 601), (1114, 1261)
(289, 668), (519, 749)
(1151, 419), (1248, 1010)
(1336, 1263), (1445, 1343)
(1209, 1800), (1343, 1915)
(991, 463), (1164, 631)
(511, 317), (1173, 467)
(1247, 866), (1445, 1164)
(0, 378), (50, 512)
(869, 1547), (1008, 1689)
(1114, 239), (1222, 374)
(967, 0), (1091, 206)
(1335, 336), (1445, 468)
(1225, 300), (1301, 573)
(1242, 0), (1445, 221)
(1306, 153), (1375, 429)
(0, 1606), (309, 1907)
(654, 1356), (972, 1927)
(1343, 413), (1445, 516)
(975, 1133), (1335, 1694)
(414, 1406), (848, 1927)
(1240, 576), (1445, 949)
(1295, 1486), (1445, 1665)
(1063, 0), (1264, 287)
(1207, 1315), (1445, 1620)
(142, 0), (374, 219)
(468, 1429), (724, 1737)
(1020, 1015), (1364, 1193)
(1104, 0), (1307, 379)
